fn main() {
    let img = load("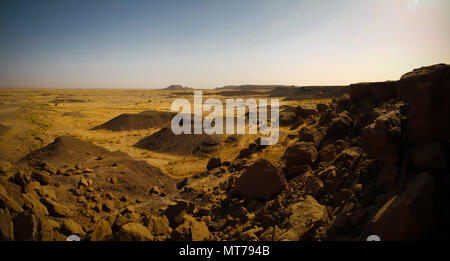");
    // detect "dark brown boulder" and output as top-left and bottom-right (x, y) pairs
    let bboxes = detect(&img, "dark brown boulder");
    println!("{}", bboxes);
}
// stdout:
(283, 141), (318, 167)
(318, 144), (336, 162)
(236, 159), (286, 201)
(206, 157), (221, 171)
(316, 103), (329, 112)
(164, 199), (195, 227)
(397, 64), (450, 144)
(327, 111), (353, 139)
